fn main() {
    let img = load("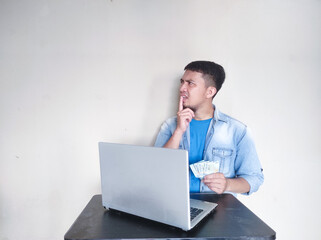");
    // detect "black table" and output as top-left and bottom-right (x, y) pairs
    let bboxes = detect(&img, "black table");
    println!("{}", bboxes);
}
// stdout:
(64, 193), (276, 240)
